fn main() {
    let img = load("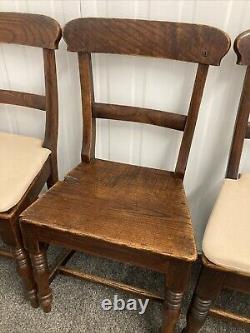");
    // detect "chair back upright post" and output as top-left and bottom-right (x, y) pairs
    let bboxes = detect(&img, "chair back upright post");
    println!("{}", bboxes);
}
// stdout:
(63, 18), (230, 178)
(0, 12), (61, 183)
(227, 31), (250, 179)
